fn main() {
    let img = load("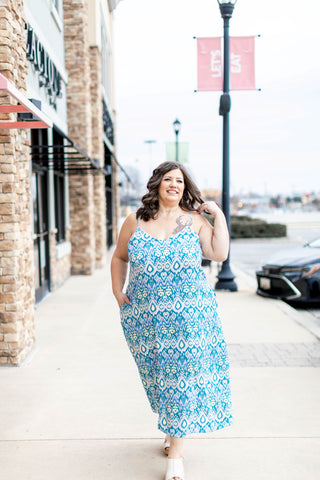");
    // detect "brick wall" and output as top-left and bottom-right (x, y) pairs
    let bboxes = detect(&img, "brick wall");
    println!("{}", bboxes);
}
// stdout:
(90, 45), (106, 268)
(112, 155), (119, 245)
(0, 0), (35, 365)
(63, 0), (96, 275)
(49, 227), (71, 290)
